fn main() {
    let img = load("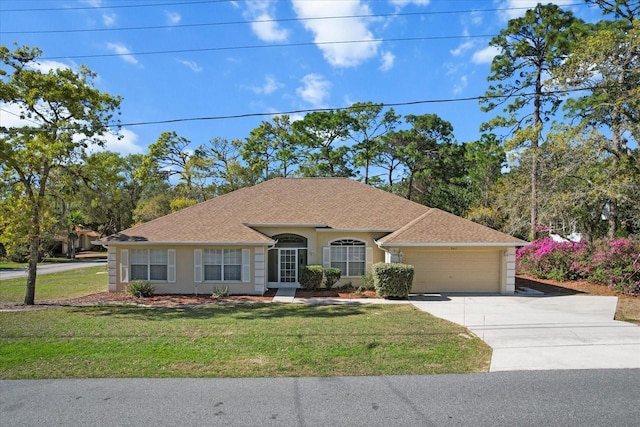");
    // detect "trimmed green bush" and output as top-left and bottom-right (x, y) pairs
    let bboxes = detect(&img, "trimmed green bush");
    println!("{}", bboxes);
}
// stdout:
(360, 271), (376, 290)
(324, 267), (342, 290)
(127, 280), (155, 298)
(299, 265), (324, 290)
(372, 262), (414, 299)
